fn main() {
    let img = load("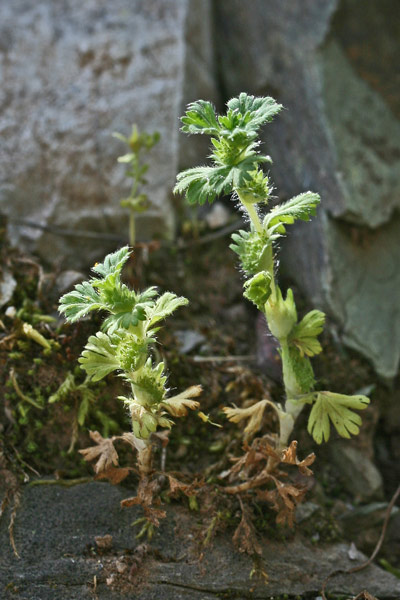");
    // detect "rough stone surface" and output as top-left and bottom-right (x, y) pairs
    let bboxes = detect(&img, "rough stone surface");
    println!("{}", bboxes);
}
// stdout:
(1, 481), (399, 599)
(214, 0), (400, 379)
(0, 0), (217, 268)
(330, 442), (384, 502)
